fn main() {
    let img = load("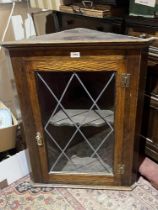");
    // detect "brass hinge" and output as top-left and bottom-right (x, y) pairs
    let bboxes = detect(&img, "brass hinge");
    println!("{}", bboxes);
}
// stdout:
(121, 73), (131, 88)
(117, 164), (125, 175)
(35, 132), (43, 146)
